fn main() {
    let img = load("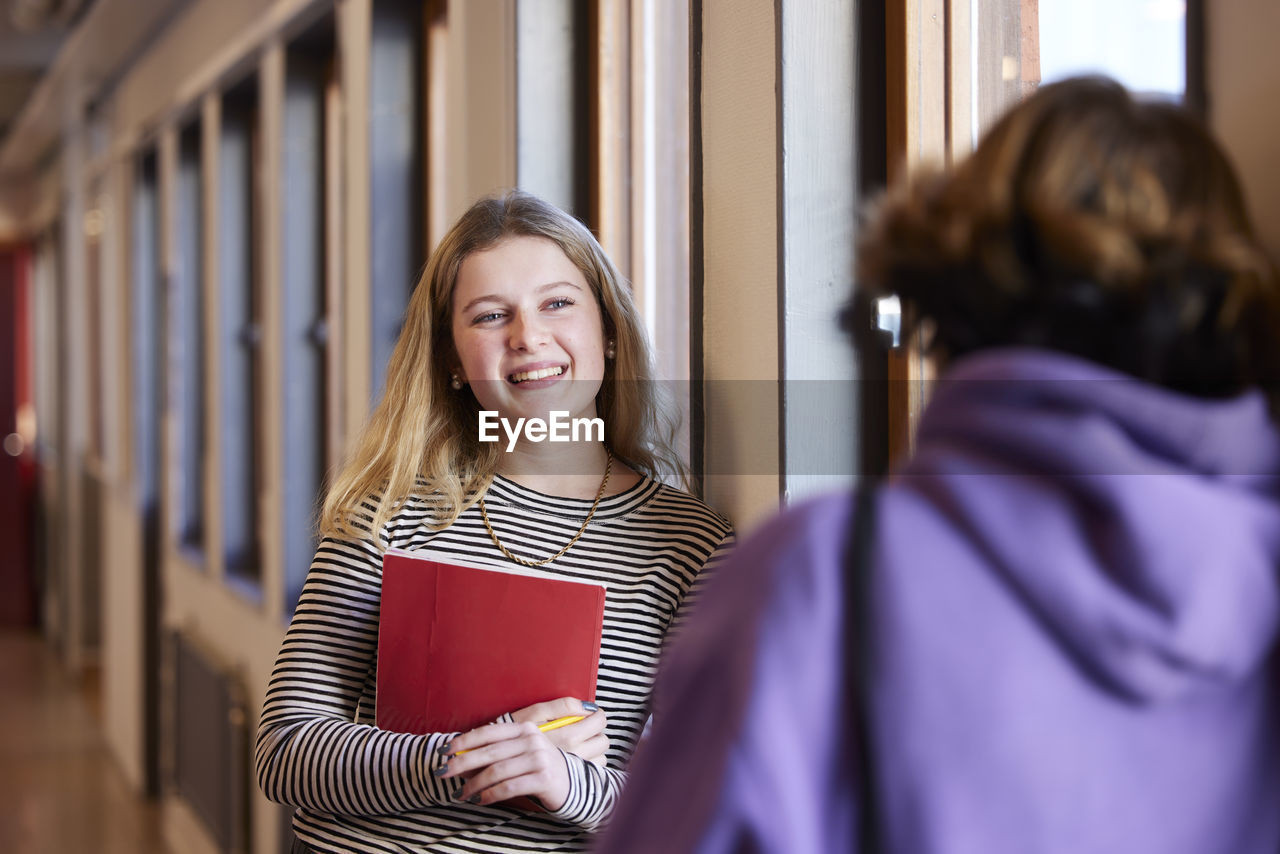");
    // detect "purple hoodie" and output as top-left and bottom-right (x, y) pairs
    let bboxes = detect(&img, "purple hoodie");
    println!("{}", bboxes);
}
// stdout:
(597, 349), (1280, 854)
